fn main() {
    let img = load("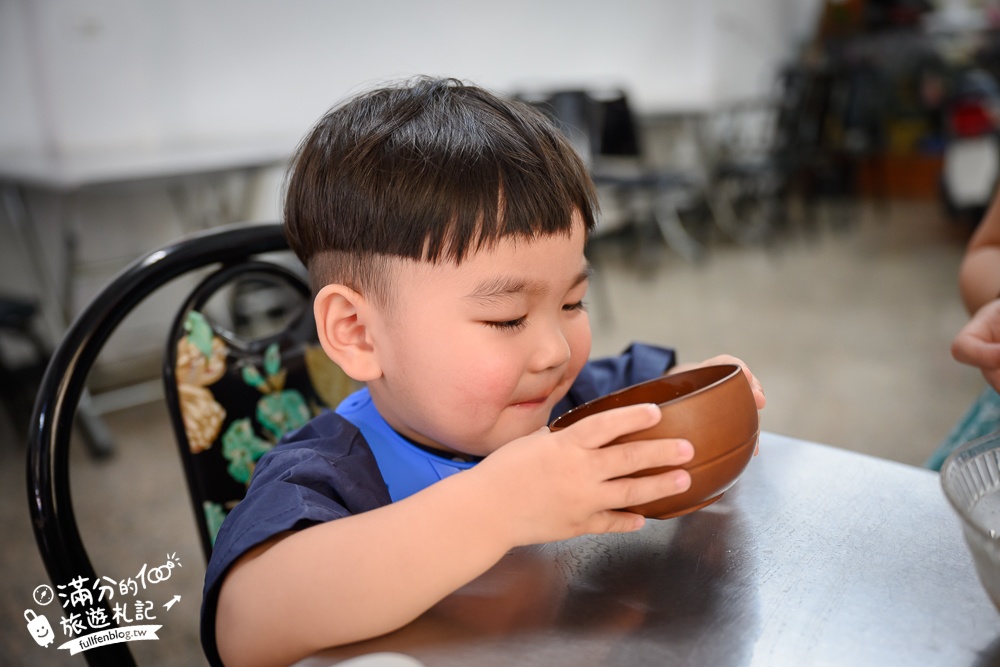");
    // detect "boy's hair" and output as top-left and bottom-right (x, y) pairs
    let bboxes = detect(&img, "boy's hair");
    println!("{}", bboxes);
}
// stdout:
(283, 76), (598, 308)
